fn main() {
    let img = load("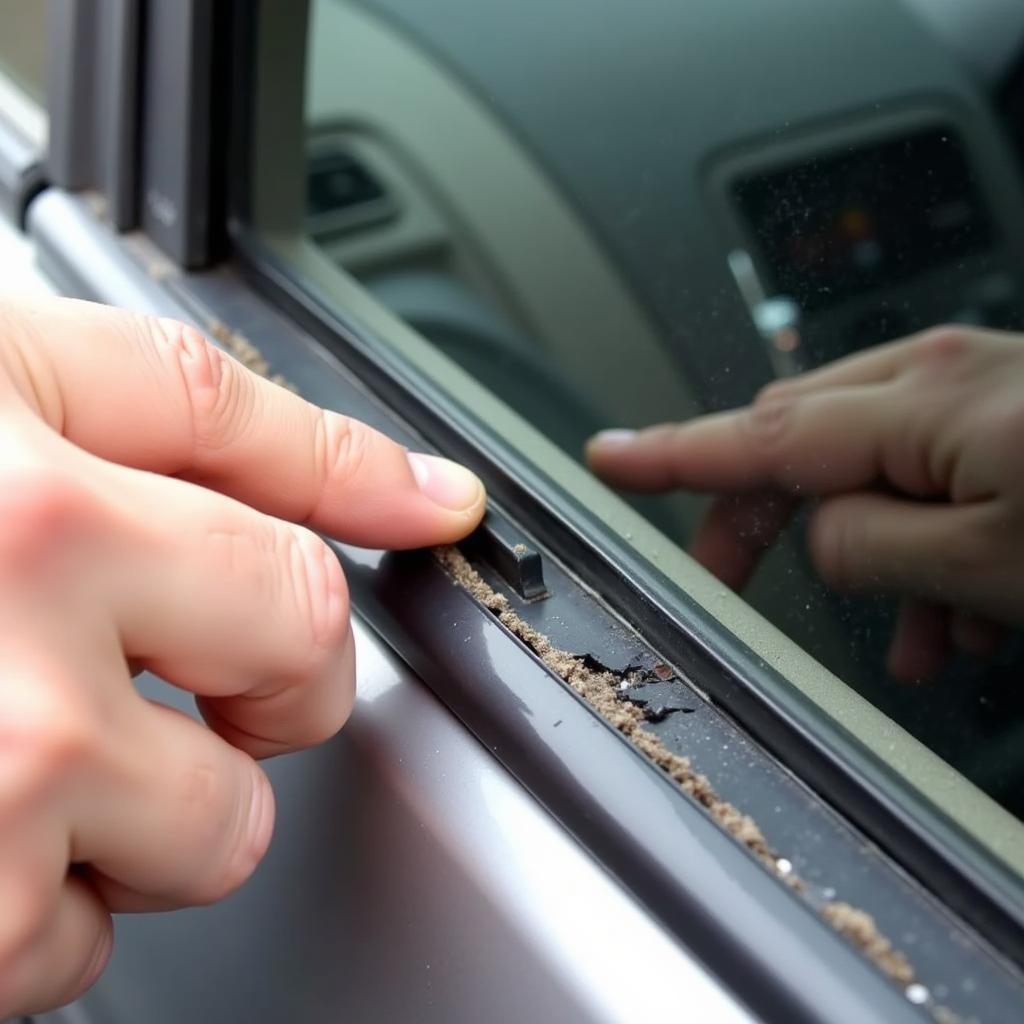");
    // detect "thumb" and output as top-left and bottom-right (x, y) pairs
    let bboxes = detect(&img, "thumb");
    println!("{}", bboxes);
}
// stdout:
(808, 493), (1000, 616)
